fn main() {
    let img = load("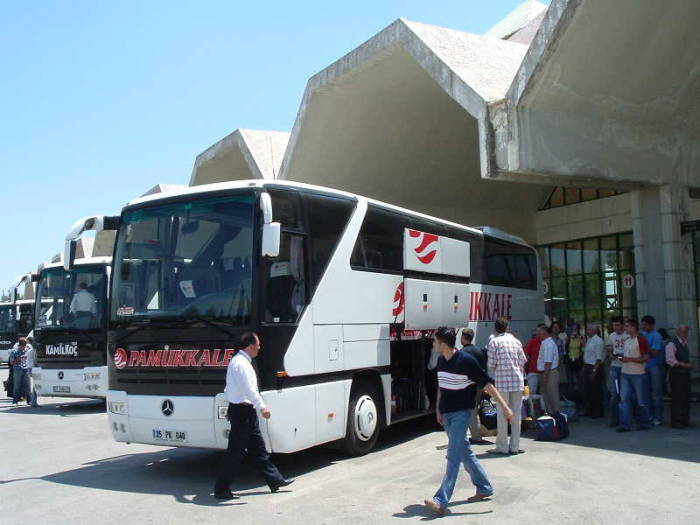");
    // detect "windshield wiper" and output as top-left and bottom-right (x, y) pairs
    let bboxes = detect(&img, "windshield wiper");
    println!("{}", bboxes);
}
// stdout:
(177, 317), (238, 340)
(36, 327), (97, 343)
(112, 319), (173, 344)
